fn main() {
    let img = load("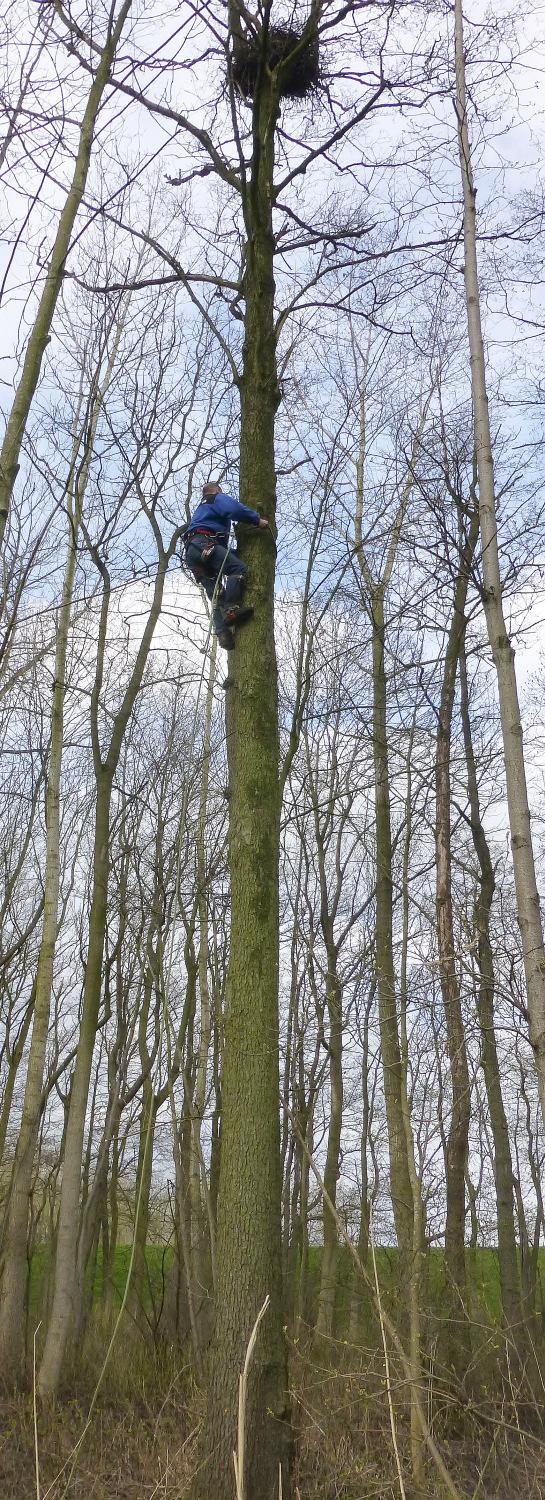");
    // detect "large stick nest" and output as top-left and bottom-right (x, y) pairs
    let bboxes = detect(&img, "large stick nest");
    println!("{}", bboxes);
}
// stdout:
(231, 25), (320, 102)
